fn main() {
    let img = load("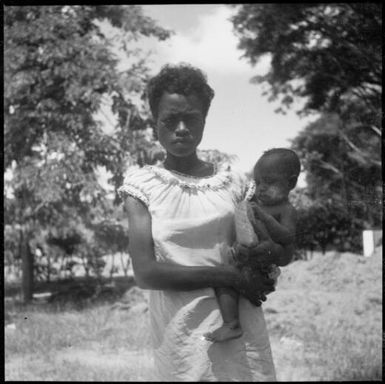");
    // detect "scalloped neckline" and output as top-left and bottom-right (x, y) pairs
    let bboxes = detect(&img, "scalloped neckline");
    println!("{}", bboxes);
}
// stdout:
(146, 163), (219, 180)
